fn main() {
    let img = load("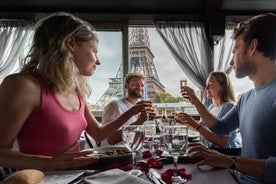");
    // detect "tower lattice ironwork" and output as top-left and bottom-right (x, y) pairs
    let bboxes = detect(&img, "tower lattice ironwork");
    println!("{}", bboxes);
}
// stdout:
(95, 27), (165, 108)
